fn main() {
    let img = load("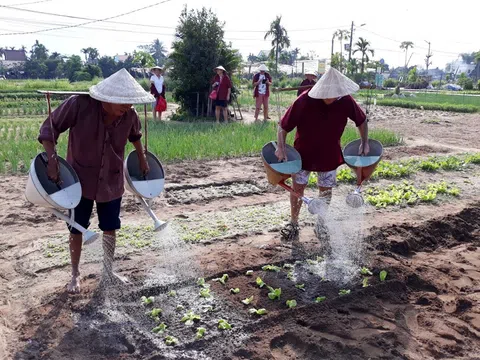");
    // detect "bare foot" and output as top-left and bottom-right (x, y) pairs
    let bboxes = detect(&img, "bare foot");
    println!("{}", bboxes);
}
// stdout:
(67, 274), (81, 294)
